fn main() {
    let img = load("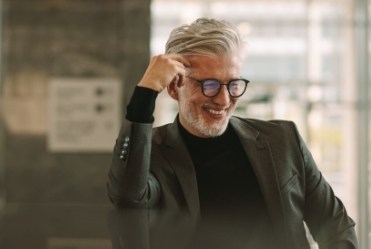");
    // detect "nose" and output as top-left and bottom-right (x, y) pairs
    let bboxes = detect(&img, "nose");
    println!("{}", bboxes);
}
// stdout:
(212, 85), (230, 106)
